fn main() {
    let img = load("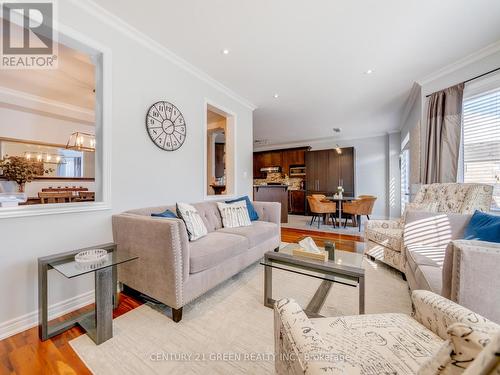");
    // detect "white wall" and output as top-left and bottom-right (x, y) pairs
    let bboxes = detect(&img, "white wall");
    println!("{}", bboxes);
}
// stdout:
(255, 134), (393, 219)
(0, 1), (254, 338)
